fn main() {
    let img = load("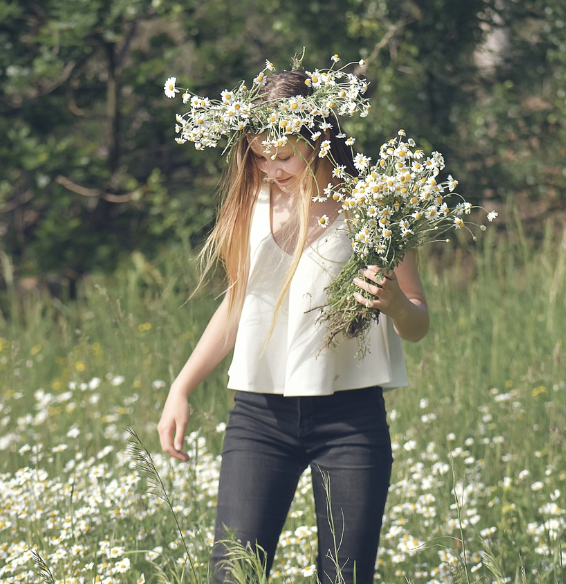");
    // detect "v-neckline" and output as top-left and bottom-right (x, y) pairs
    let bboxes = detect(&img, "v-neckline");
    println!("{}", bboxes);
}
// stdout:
(267, 183), (343, 256)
